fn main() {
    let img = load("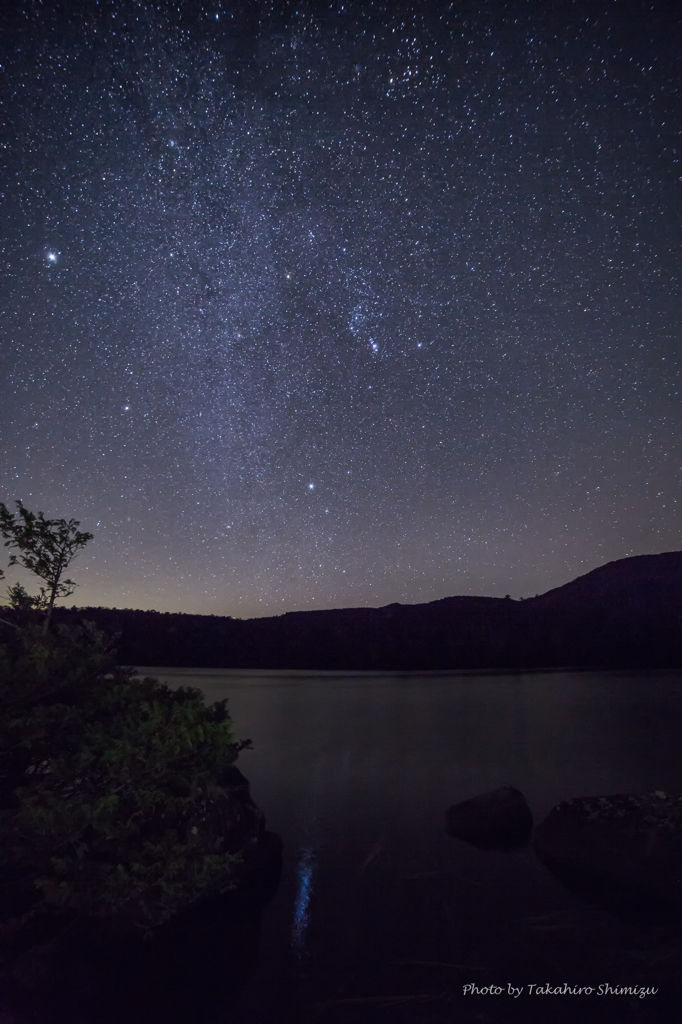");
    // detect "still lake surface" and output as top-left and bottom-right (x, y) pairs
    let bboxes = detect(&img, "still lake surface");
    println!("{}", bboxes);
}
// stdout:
(140, 666), (682, 1024)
